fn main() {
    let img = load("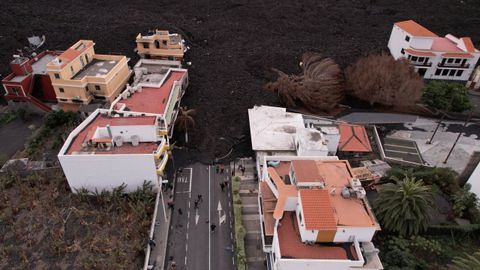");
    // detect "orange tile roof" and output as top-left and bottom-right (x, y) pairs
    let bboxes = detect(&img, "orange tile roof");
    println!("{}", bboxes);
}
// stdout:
(277, 213), (358, 260)
(442, 53), (474, 58)
(291, 160), (323, 183)
(394, 20), (438, 37)
(461, 37), (475, 52)
(338, 123), (372, 152)
(260, 182), (276, 236)
(299, 189), (337, 230)
(58, 41), (94, 66)
(267, 167), (297, 219)
(405, 48), (436, 57)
